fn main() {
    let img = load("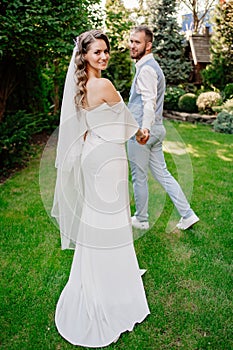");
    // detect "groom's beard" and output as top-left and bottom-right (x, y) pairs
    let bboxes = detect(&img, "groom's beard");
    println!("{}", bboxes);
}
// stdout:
(130, 44), (147, 61)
